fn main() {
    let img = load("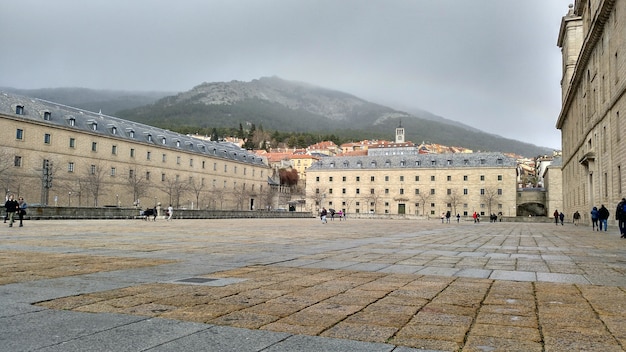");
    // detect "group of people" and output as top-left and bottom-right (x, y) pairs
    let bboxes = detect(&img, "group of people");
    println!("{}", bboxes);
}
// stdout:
(4, 194), (27, 227)
(319, 207), (345, 223)
(141, 204), (174, 221)
(553, 199), (626, 238)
